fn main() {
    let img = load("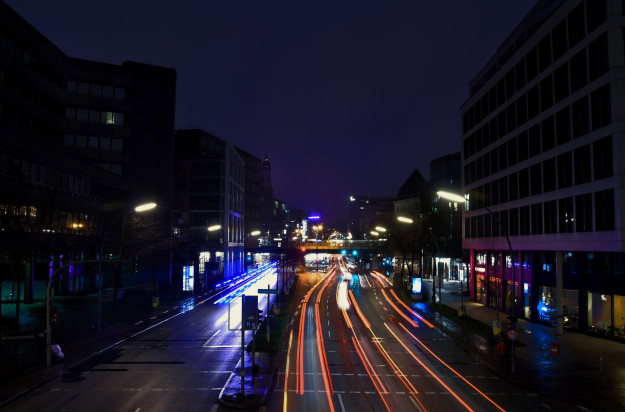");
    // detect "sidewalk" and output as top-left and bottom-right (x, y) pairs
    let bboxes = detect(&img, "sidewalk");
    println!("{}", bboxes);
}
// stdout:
(418, 279), (625, 411)
(0, 289), (193, 408)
